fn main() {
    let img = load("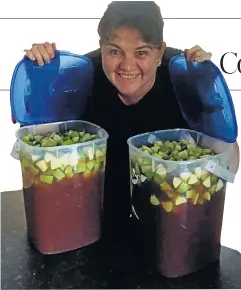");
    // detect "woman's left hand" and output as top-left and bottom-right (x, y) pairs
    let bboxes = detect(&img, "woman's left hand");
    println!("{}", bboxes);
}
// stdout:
(184, 45), (212, 62)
